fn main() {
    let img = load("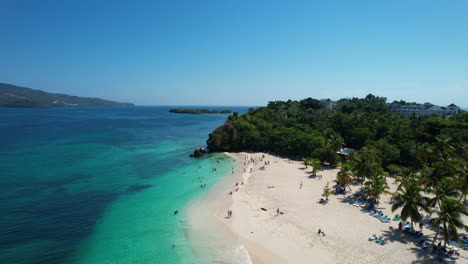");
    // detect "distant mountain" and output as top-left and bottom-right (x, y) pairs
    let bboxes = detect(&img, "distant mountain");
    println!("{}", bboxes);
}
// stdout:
(0, 83), (134, 108)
